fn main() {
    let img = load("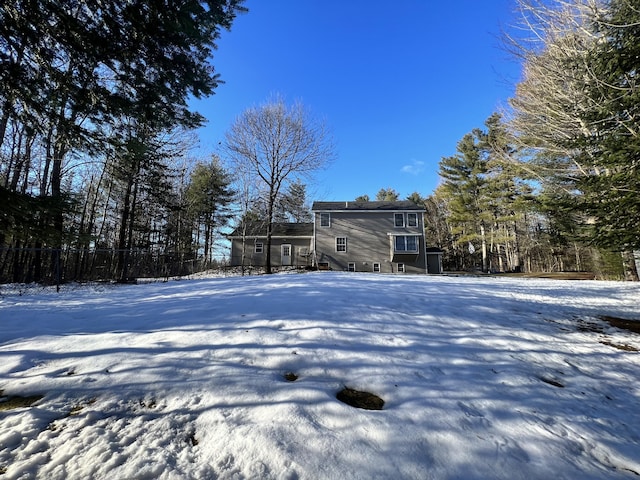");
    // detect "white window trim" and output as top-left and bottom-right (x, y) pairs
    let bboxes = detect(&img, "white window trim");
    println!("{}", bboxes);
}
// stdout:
(407, 213), (418, 227)
(320, 213), (331, 227)
(394, 235), (420, 253)
(336, 237), (347, 253)
(348, 262), (356, 272)
(373, 262), (381, 272)
(394, 212), (405, 228)
(397, 263), (405, 273)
